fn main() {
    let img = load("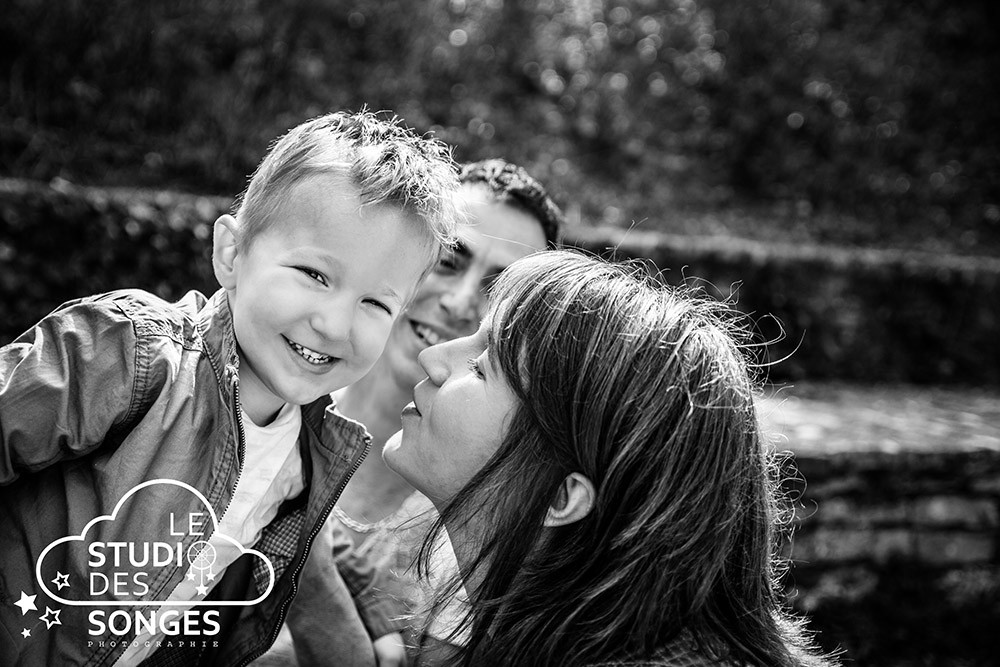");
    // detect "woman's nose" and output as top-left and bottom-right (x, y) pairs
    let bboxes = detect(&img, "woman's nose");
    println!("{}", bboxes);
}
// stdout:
(417, 339), (456, 386)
